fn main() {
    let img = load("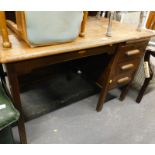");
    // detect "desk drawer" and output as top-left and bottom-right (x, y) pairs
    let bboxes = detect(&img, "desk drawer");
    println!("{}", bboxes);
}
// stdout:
(77, 45), (116, 58)
(118, 40), (148, 62)
(109, 73), (133, 89)
(116, 58), (140, 75)
(15, 45), (117, 75)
